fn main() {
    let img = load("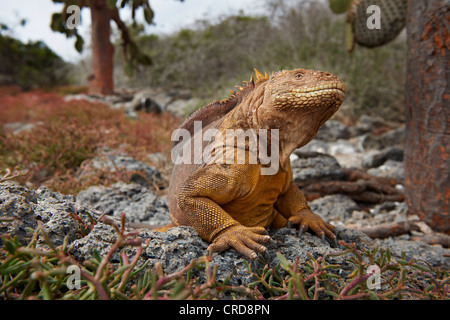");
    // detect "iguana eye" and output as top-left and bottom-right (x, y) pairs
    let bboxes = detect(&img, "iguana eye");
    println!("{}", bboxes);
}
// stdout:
(295, 73), (305, 79)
